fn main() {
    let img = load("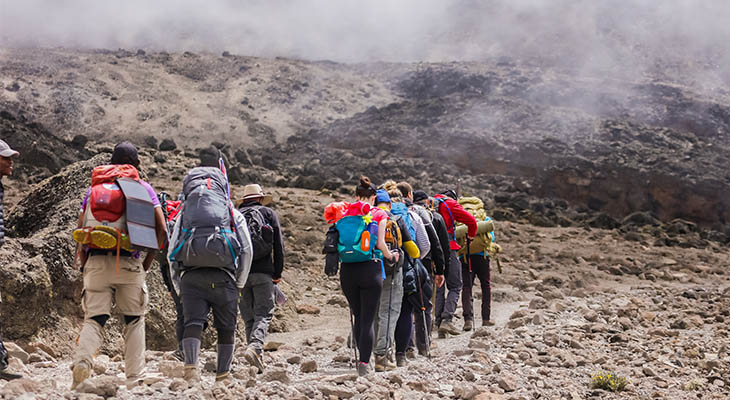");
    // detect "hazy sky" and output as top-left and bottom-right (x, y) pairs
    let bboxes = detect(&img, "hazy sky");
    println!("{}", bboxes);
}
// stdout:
(1, 0), (728, 73)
